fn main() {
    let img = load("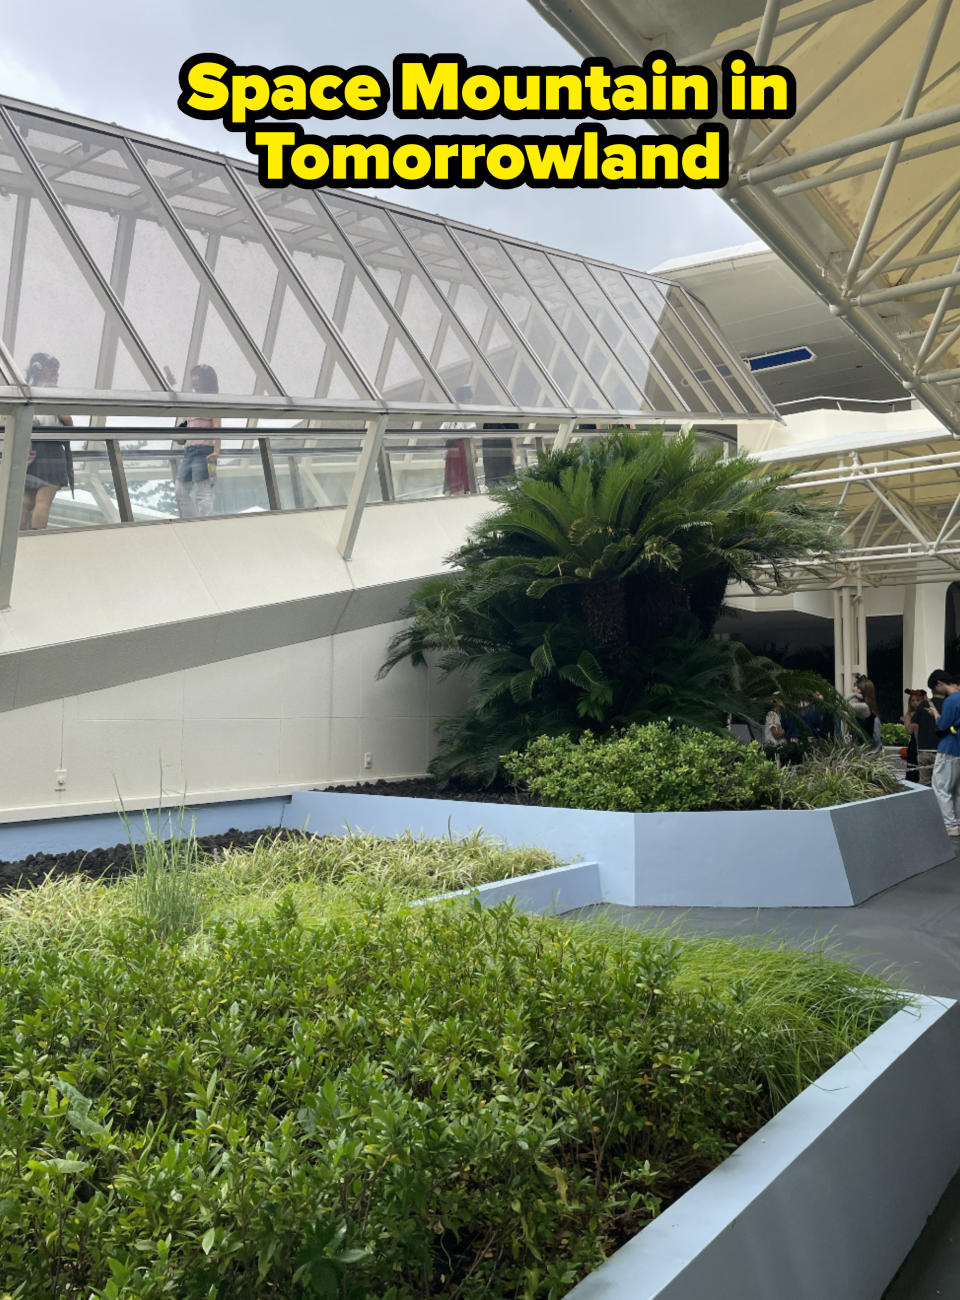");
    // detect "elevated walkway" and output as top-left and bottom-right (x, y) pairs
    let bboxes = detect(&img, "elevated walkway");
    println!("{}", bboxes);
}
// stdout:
(0, 495), (491, 714)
